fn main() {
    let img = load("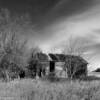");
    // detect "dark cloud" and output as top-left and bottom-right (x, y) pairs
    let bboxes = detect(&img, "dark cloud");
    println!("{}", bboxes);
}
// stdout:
(0, 0), (95, 29)
(0, 0), (59, 23)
